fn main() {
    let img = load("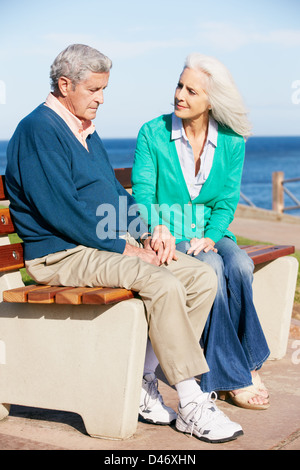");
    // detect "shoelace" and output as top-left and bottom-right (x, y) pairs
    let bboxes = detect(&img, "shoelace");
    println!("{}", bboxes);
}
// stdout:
(142, 377), (163, 410)
(184, 391), (222, 436)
